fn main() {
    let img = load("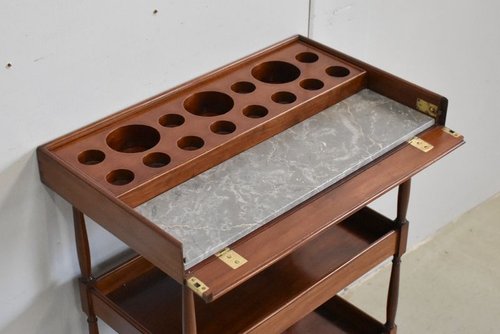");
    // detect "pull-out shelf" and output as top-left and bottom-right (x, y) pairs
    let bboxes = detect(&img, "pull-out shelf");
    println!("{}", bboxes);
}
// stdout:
(37, 35), (463, 333)
(185, 125), (462, 303)
(87, 208), (395, 334)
